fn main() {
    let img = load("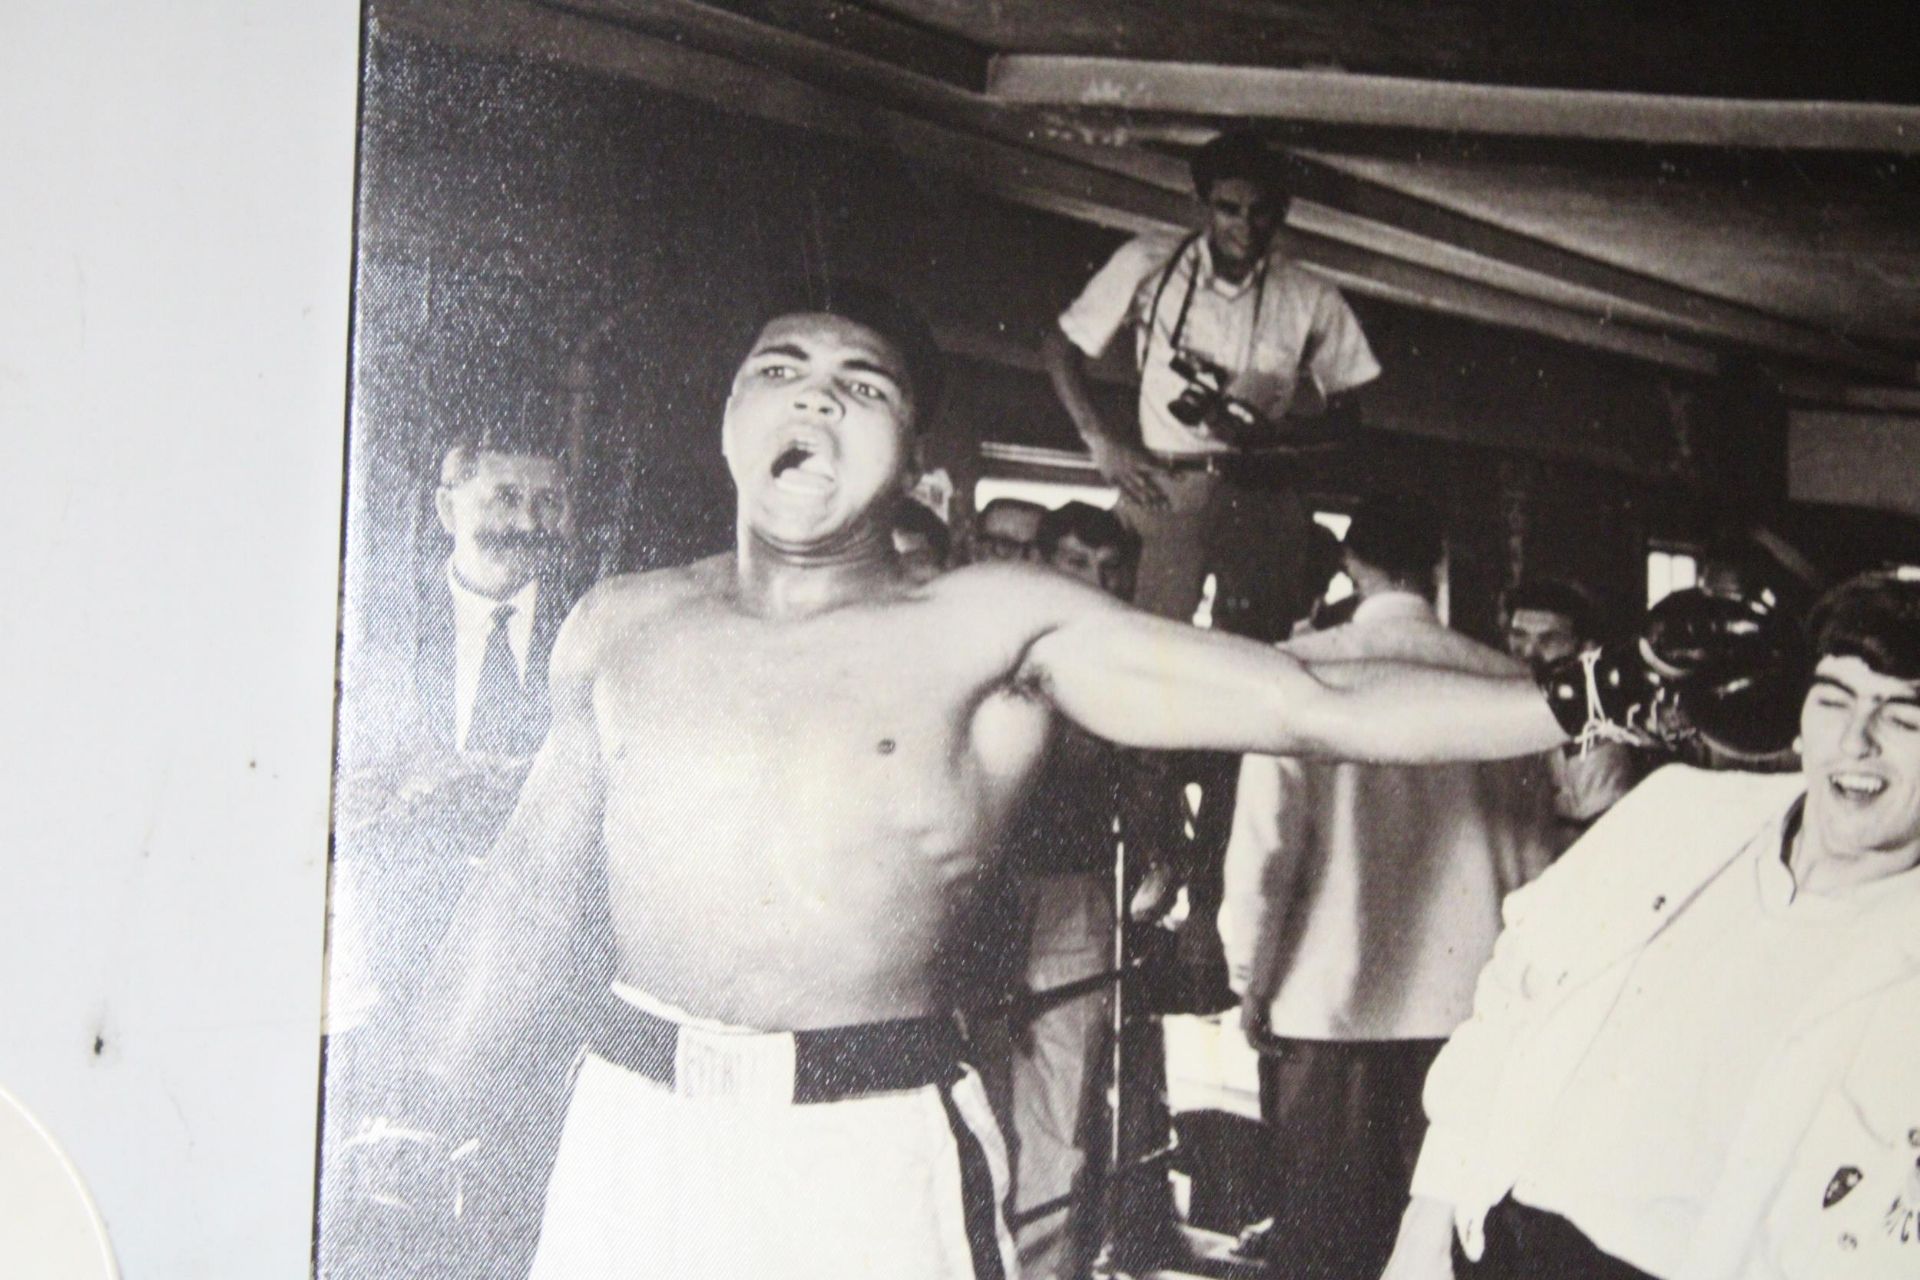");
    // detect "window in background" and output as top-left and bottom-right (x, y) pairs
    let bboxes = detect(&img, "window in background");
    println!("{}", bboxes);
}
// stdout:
(1648, 547), (1700, 607)
(973, 476), (1118, 512)
(1312, 510), (1354, 606)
